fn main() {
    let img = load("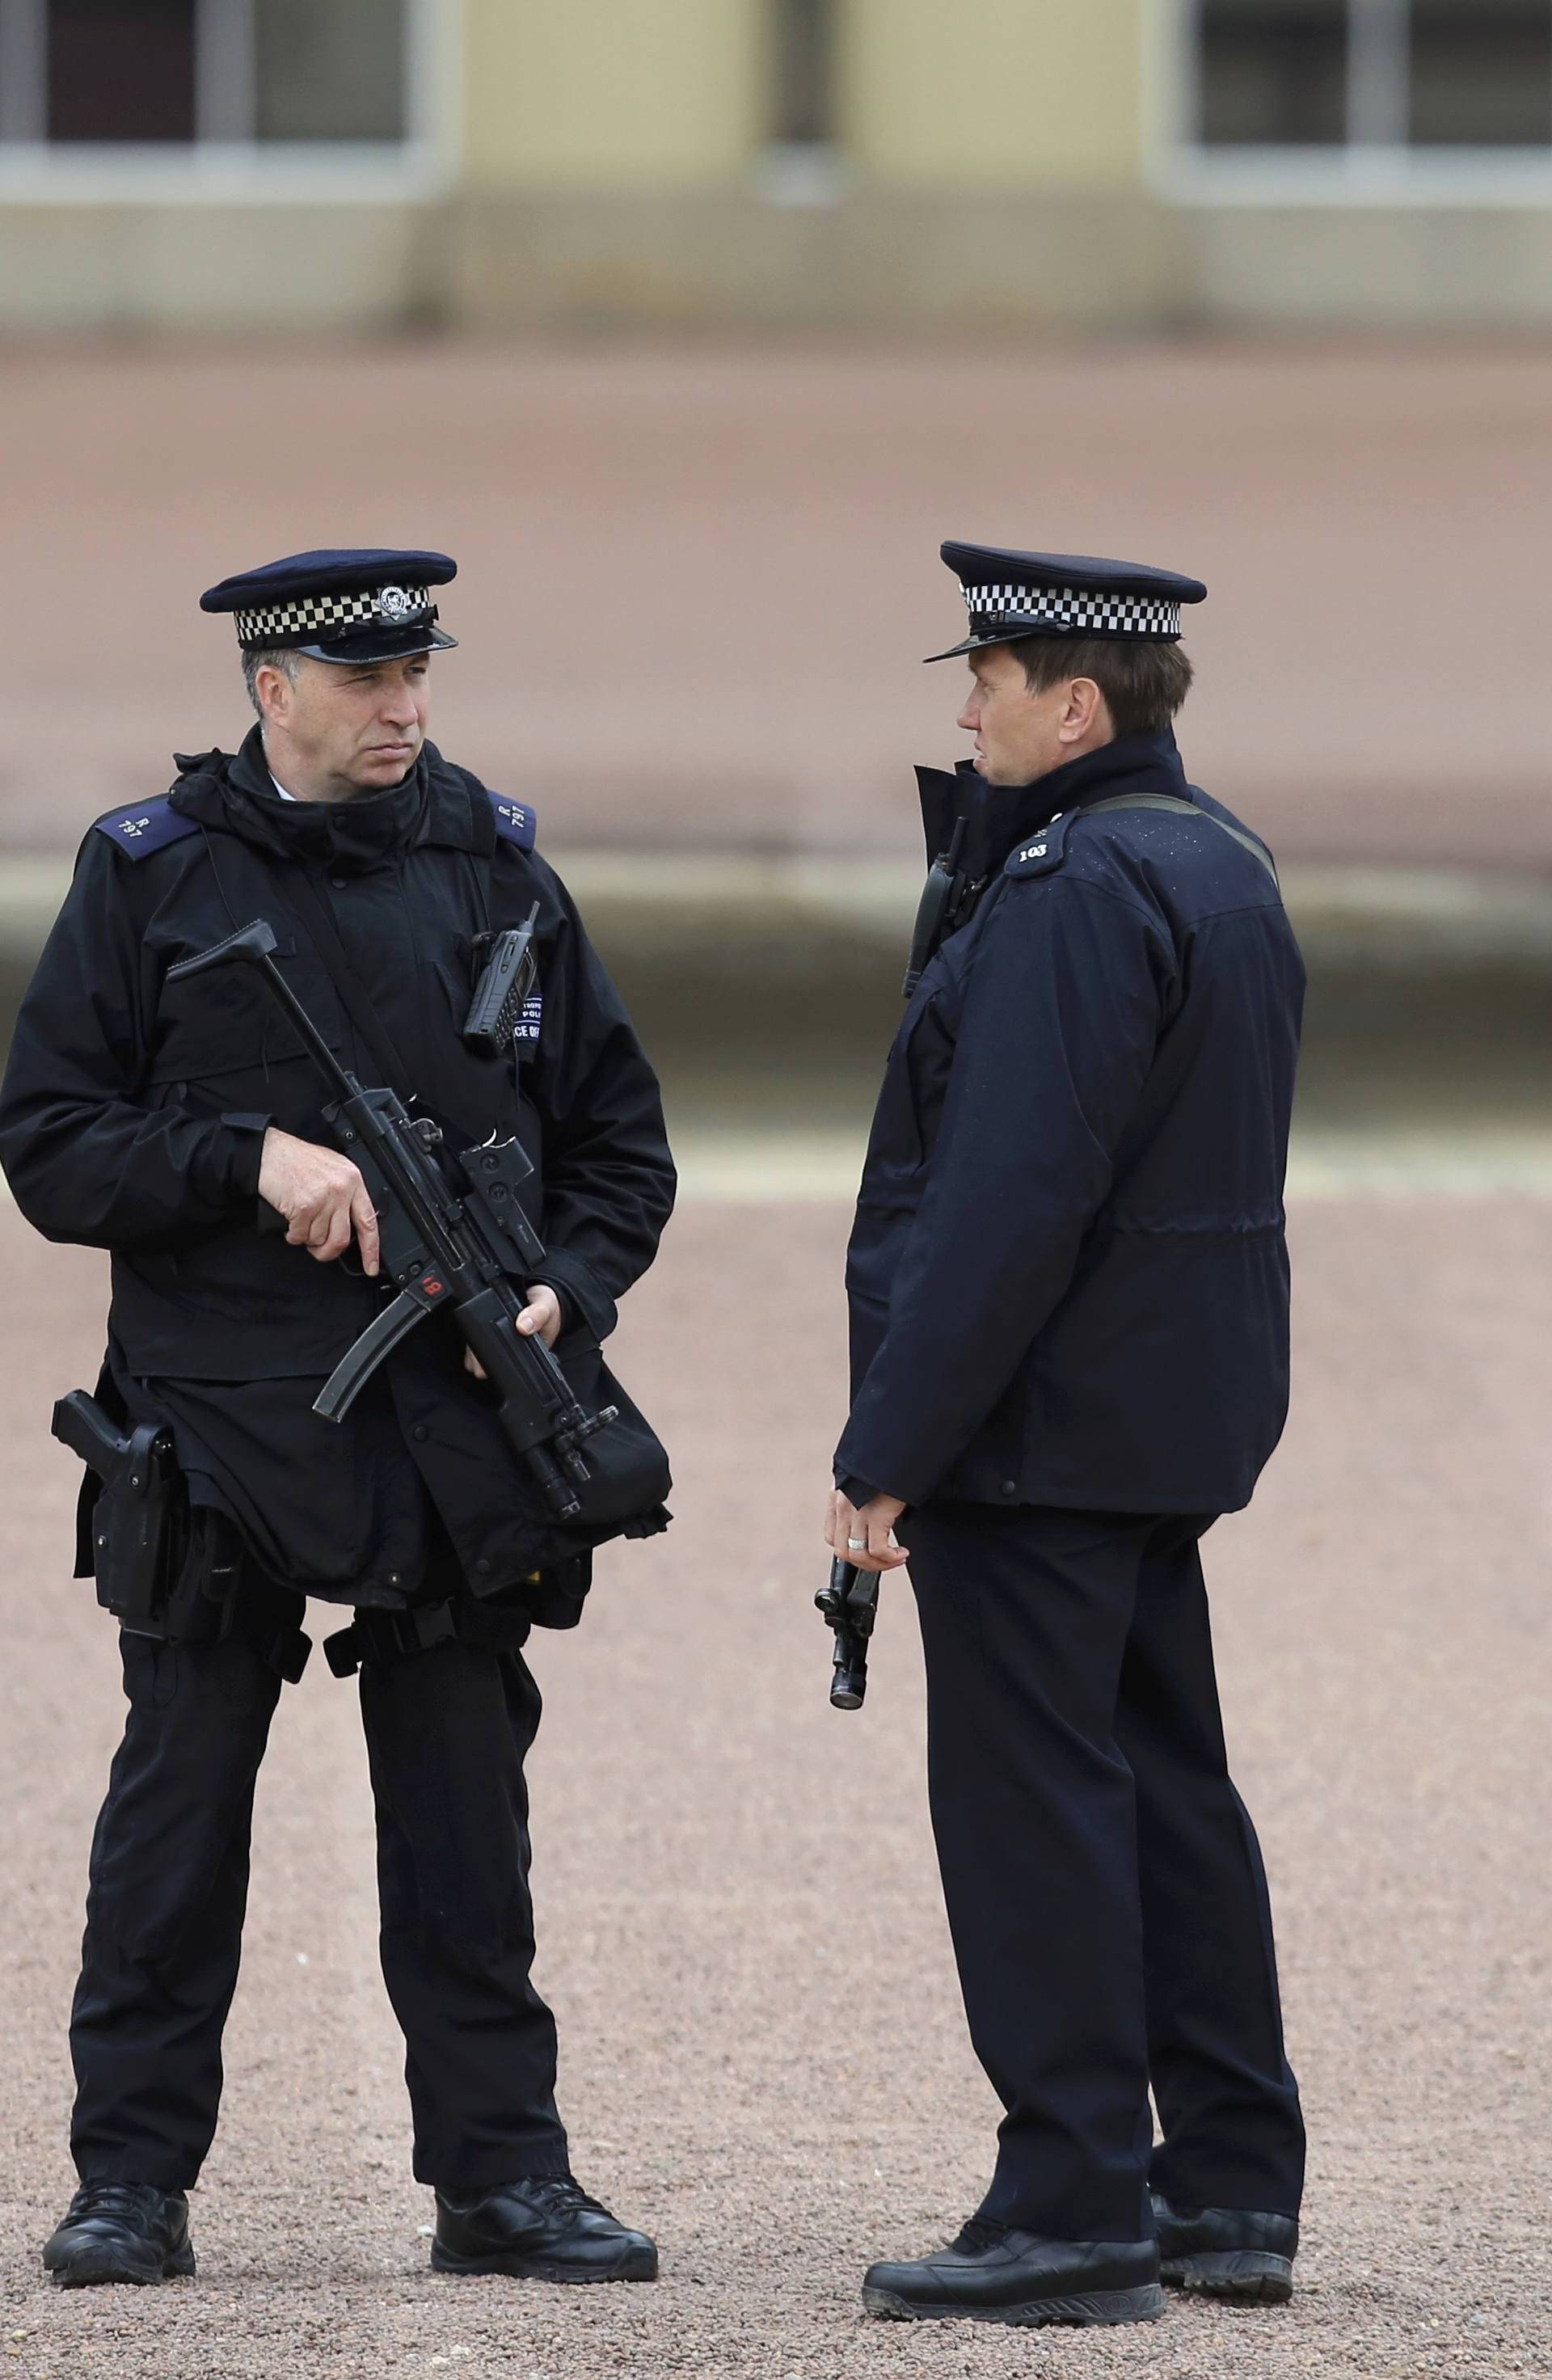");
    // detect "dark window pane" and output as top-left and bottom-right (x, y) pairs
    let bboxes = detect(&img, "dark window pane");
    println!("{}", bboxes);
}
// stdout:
(1198, 1), (1350, 146)
(770, 0), (835, 145)
(48, 0), (196, 143)
(255, 0), (406, 142)
(1410, 2), (1552, 146)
